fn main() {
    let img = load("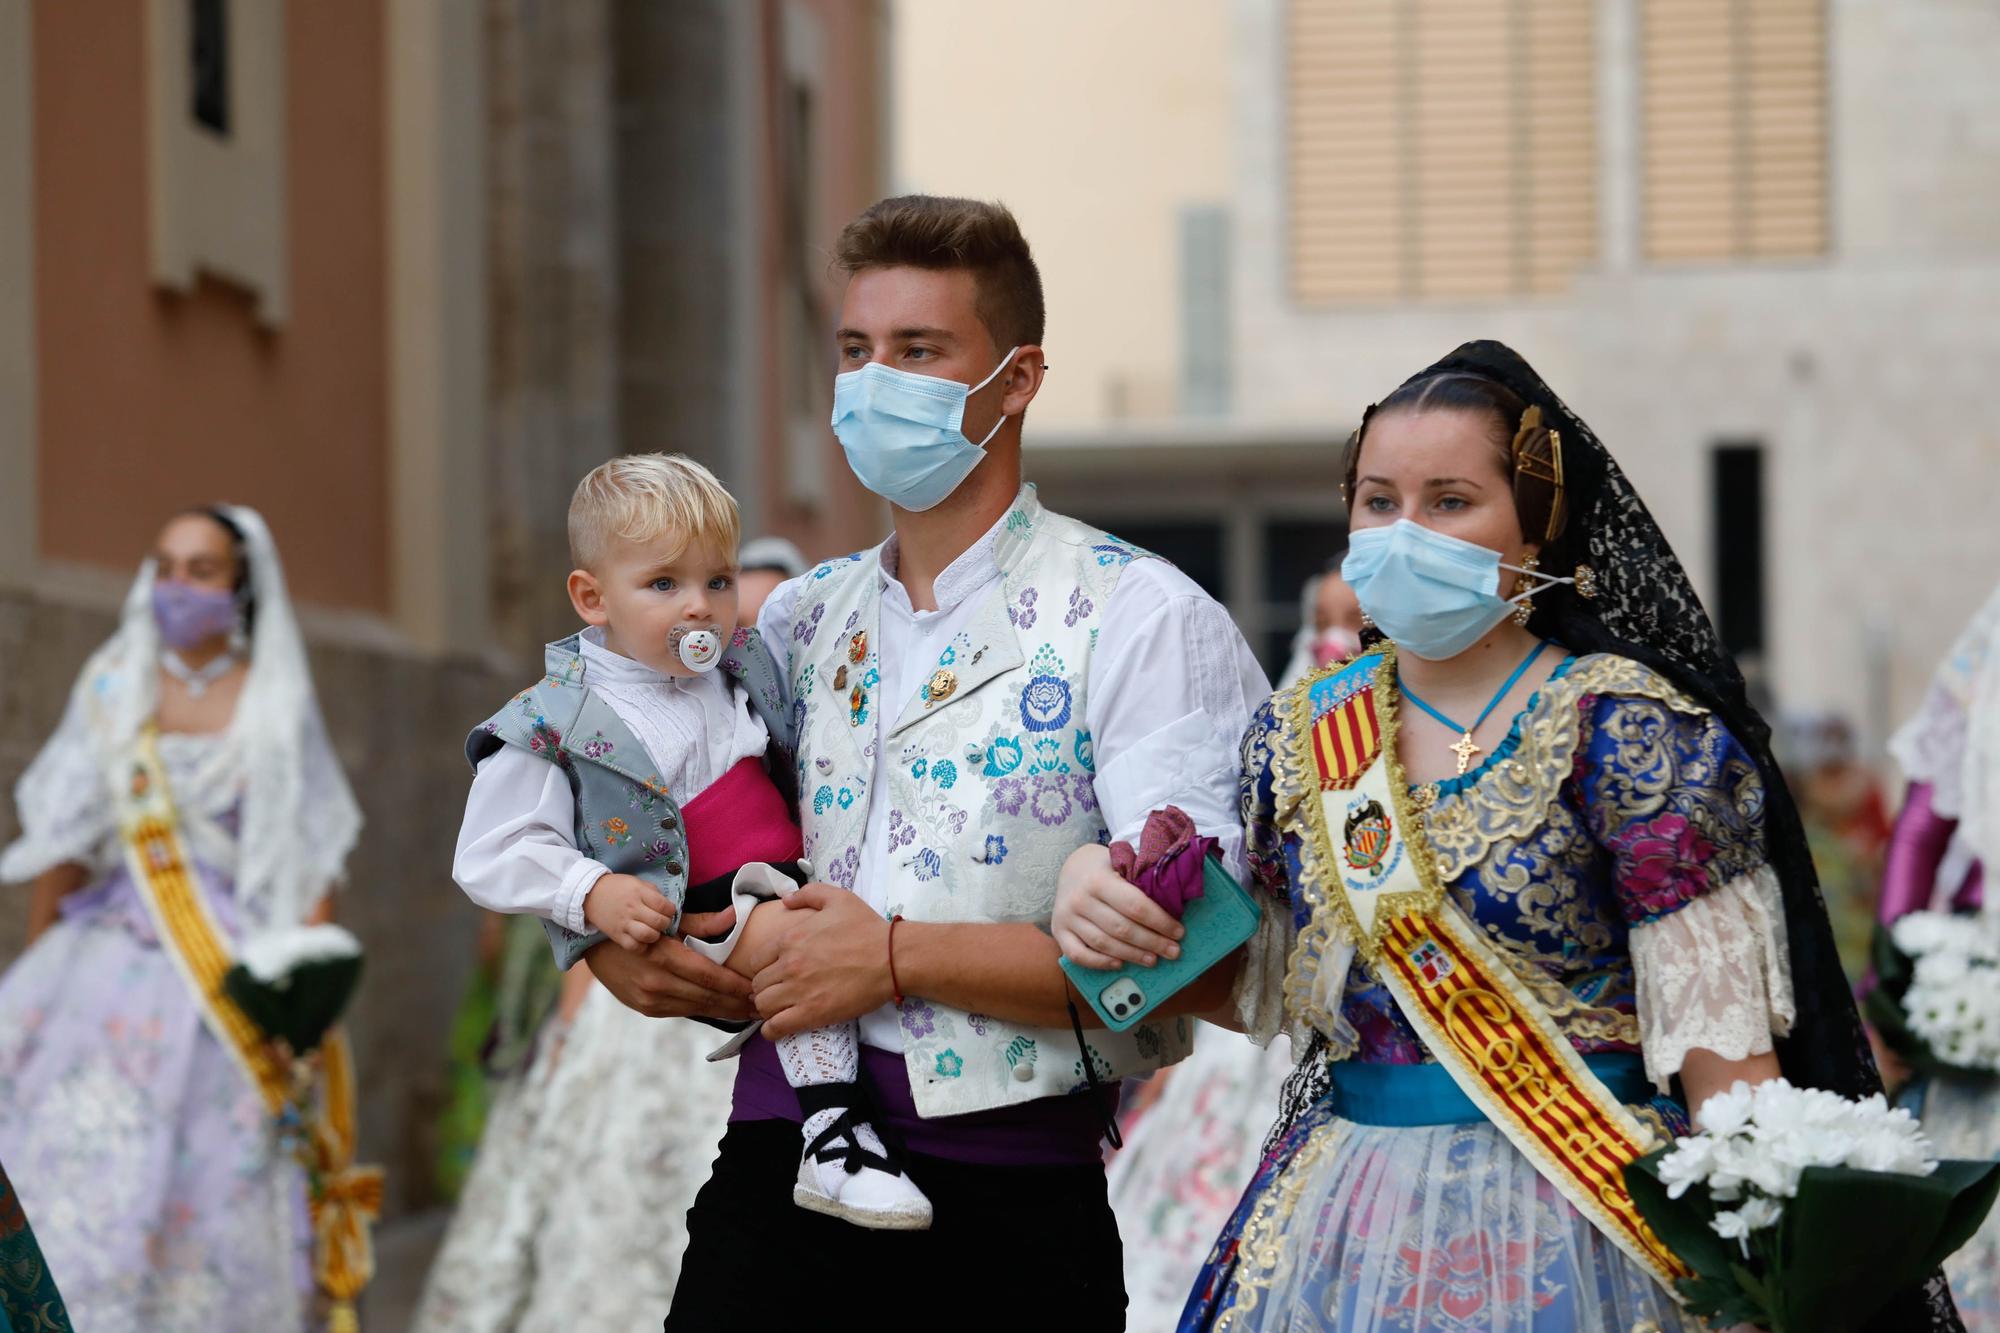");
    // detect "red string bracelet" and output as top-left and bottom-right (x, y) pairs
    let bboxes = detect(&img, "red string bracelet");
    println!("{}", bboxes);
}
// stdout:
(888, 913), (906, 1005)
